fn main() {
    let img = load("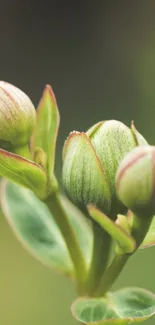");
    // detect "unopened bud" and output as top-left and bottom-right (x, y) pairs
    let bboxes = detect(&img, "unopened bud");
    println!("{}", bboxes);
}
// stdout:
(63, 120), (147, 217)
(116, 146), (155, 217)
(0, 81), (36, 150)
